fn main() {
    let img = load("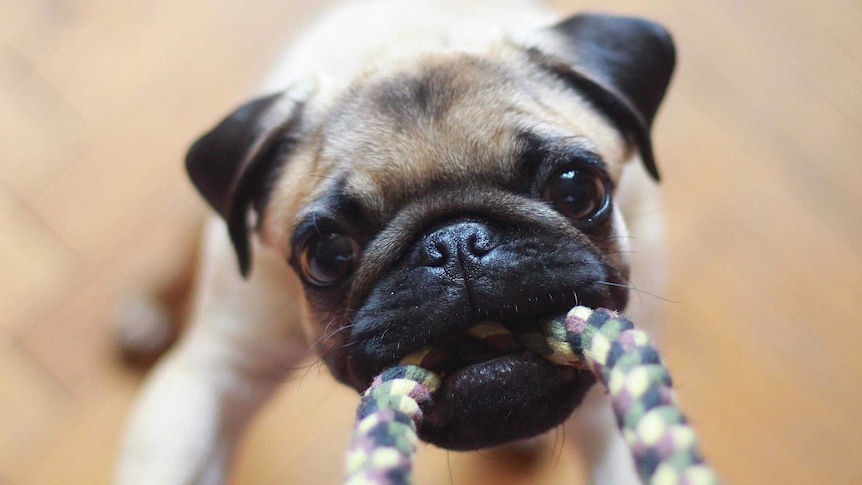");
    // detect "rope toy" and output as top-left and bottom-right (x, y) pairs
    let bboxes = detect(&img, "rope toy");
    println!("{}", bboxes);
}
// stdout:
(344, 306), (719, 484)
